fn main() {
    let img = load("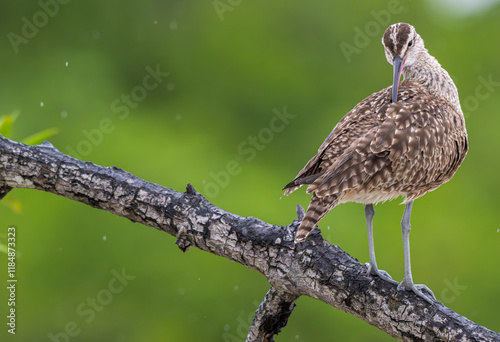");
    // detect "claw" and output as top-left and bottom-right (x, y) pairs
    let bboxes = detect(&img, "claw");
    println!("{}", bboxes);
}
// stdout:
(397, 279), (436, 304)
(365, 262), (399, 285)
